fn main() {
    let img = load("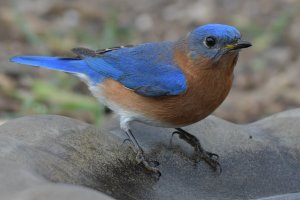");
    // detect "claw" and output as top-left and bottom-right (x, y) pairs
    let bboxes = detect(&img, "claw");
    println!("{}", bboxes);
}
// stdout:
(122, 138), (131, 145)
(170, 131), (180, 146)
(136, 150), (161, 176)
(206, 152), (219, 160)
(199, 151), (222, 173)
(172, 131), (181, 137)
